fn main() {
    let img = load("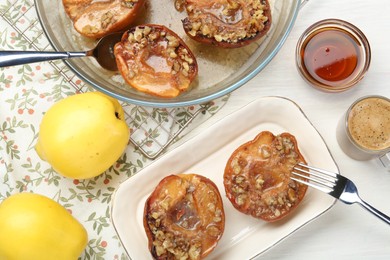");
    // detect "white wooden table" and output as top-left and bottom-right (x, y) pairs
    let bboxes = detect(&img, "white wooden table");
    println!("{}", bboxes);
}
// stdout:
(174, 0), (390, 258)
(1, 0), (388, 259)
